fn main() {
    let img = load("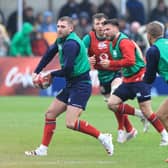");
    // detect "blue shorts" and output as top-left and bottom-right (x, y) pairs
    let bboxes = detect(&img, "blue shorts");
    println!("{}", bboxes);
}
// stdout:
(113, 81), (152, 103)
(56, 81), (92, 110)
